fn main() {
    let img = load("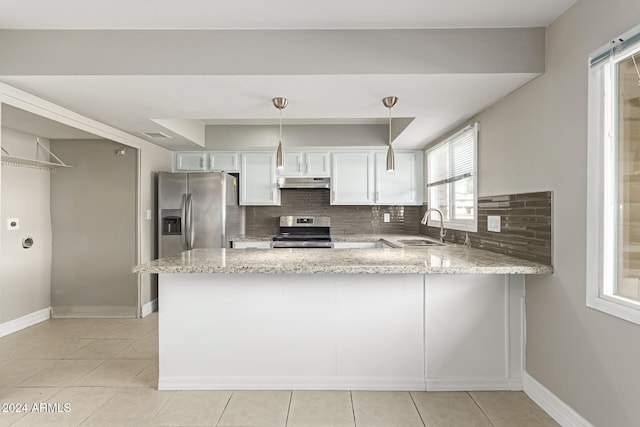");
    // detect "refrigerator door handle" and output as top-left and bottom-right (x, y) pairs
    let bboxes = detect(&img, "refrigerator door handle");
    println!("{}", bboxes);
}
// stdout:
(181, 193), (188, 250)
(186, 193), (195, 250)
